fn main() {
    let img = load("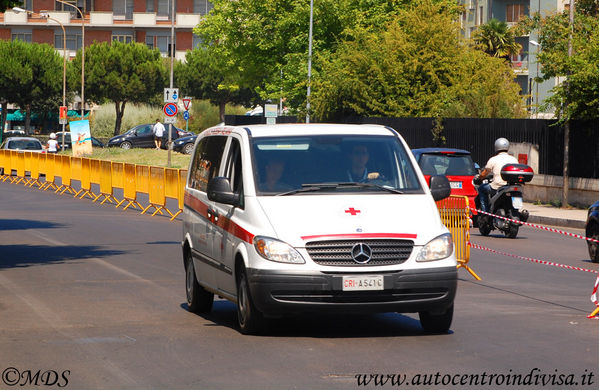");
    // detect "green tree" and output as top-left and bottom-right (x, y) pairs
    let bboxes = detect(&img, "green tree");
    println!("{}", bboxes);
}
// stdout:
(473, 18), (522, 60)
(519, 10), (599, 119)
(311, 0), (525, 121)
(1, 0), (20, 11)
(69, 41), (167, 136)
(0, 41), (63, 134)
(175, 47), (255, 122)
(194, 0), (461, 116)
